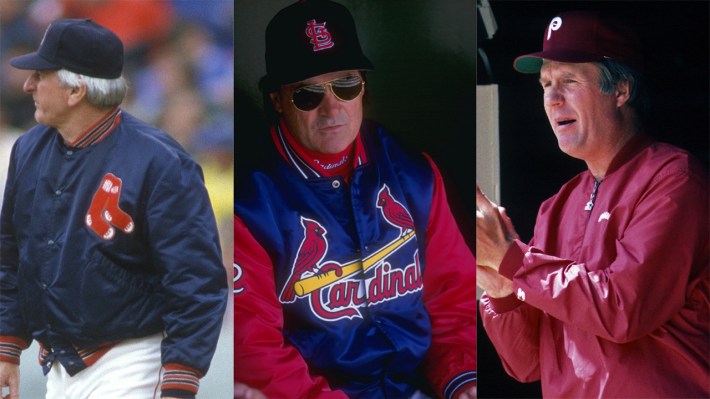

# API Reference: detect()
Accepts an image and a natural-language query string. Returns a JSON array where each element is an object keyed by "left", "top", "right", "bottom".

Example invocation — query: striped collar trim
[
  {"left": 271, "top": 118, "right": 368, "bottom": 180},
  {"left": 66, "top": 107, "right": 122, "bottom": 149}
]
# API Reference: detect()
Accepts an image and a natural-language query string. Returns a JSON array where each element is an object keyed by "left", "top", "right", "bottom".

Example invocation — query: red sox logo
[
  {"left": 280, "top": 184, "right": 423, "bottom": 322},
  {"left": 305, "top": 19, "right": 335, "bottom": 52},
  {"left": 85, "top": 173, "right": 134, "bottom": 240}
]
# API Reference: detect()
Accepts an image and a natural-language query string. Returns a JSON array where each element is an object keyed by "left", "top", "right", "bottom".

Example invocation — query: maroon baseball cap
[{"left": 513, "top": 11, "right": 641, "bottom": 74}]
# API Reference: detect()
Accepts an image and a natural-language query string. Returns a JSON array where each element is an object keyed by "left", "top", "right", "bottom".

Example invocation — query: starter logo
[{"left": 280, "top": 185, "right": 423, "bottom": 321}]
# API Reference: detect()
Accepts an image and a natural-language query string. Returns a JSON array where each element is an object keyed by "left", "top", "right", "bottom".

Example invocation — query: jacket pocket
[{"left": 78, "top": 252, "right": 164, "bottom": 338}]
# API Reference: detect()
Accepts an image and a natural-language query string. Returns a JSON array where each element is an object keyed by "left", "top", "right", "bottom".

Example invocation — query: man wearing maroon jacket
[{"left": 476, "top": 10, "right": 709, "bottom": 398}]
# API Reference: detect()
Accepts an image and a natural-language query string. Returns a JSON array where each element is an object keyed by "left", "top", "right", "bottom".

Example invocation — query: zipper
[{"left": 584, "top": 179, "right": 602, "bottom": 211}]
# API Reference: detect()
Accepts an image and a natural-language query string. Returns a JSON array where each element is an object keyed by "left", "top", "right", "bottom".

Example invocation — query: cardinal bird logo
[
  {"left": 377, "top": 184, "right": 414, "bottom": 236},
  {"left": 280, "top": 217, "right": 342, "bottom": 303}
]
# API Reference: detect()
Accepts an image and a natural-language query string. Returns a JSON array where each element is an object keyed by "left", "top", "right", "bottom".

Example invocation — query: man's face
[
  {"left": 23, "top": 70, "right": 71, "bottom": 127},
  {"left": 270, "top": 70, "right": 364, "bottom": 154},
  {"left": 539, "top": 61, "right": 625, "bottom": 161}
]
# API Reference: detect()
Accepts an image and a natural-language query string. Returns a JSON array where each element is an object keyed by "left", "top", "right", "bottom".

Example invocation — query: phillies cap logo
[
  {"left": 305, "top": 19, "right": 334, "bottom": 51},
  {"left": 547, "top": 16, "right": 562, "bottom": 40}
]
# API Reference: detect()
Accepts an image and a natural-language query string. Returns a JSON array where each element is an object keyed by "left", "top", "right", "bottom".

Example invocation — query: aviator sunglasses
[{"left": 291, "top": 75, "right": 364, "bottom": 111}]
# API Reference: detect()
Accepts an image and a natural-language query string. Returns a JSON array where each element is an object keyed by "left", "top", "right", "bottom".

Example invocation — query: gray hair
[
  {"left": 595, "top": 58, "right": 648, "bottom": 115},
  {"left": 57, "top": 69, "right": 128, "bottom": 108}
]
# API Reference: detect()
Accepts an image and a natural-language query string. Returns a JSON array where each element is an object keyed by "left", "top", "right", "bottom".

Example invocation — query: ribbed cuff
[
  {"left": 443, "top": 370, "right": 477, "bottom": 399},
  {"left": 0, "top": 336, "right": 28, "bottom": 365},
  {"left": 486, "top": 293, "right": 523, "bottom": 313},
  {"left": 161, "top": 363, "right": 201, "bottom": 398},
  {"left": 499, "top": 239, "right": 528, "bottom": 280}
]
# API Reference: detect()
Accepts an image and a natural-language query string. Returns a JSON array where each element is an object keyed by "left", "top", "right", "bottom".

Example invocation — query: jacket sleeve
[
  {"left": 497, "top": 163, "right": 708, "bottom": 344},
  {"left": 233, "top": 215, "right": 347, "bottom": 399},
  {"left": 147, "top": 156, "right": 228, "bottom": 398},
  {"left": 479, "top": 292, "right": 543, "bottom": 382},
  {"left": 0, "top": 141, "right": 32, "bottom": 364},
  {"left": 420, "top": 157, "right": 477, "bottom": 399}
]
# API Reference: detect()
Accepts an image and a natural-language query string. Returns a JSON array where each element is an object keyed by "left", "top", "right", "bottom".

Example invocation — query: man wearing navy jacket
[
  {"left": 234, "top": 1, "right": 476, "bottom": 398},
  {"left": 0, "top": 19, "right": 227, "bottom": 399}
]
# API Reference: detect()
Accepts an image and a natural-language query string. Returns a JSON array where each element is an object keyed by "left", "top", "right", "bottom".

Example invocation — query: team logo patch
[
  {"left": 85, "top": 173, "right": 134, "bottom": 240},
  {"left": 305, "top": 19, "right": 334, "bottom": 52},
  {"left": 377, "top": 184, "right": 415, "bottom": 236},
  {"left": 279, "top": 184, "right": 422, "bottom": 321},
  {"left": 547, "top": 16, "right": 562, "bottom": 40}
]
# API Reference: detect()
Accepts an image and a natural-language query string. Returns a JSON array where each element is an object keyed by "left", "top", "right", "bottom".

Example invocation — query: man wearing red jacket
[
  {"left": 476, "top": 10, "right": 709, "bottom": 398},
  {"left": 235, "top": 1, "right": 476, "bottom": 398}
]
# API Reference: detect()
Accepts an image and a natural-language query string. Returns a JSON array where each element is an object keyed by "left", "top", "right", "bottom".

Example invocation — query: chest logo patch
[
  {"left": 85, "top": 173, "right": 134, "bottom": 240},
  {"left": 598, "top": 211, "right": 611, "bottom": 223},
  {"left": 280, "top": 184, "right": 423, "bottom": 321}
]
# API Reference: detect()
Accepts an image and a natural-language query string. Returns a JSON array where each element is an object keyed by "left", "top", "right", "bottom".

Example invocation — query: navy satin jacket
[{"left": 0, "top": 110, "right": 227, "bottom": 382}]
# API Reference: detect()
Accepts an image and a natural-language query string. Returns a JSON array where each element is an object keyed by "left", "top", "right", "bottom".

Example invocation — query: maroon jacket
[{"left": 481, "top": 135, "right": 709, "bottom": 398}]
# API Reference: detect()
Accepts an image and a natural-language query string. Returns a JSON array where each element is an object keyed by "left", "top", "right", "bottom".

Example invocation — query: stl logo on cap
[
  {"left": 547, "top": 16, "right": 562, "bottom": 40},
  {"left": 305, "top": 19, "right": 334, "bottom": 51}
]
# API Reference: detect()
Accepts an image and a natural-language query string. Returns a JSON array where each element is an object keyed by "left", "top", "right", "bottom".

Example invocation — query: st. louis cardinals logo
[
  {"left": 305, "top": 19, "right": 334, "bottom": 52},
  {"left": 280, "top": 184, "right": 423, "bottom": 322},
  {"left": 85, "top": 173, "right": 134, "bottom": 240}
]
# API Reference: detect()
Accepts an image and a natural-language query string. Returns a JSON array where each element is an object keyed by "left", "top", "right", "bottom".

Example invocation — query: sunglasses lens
[
  {"left": 292, "top": 86, "right": 325, "bottom": 111},
  {"left": 331, "top": 76, "right": 363, "bottom": 101},
  {"left": 291, "top": 76, "right": 363, "bottom": 111}
]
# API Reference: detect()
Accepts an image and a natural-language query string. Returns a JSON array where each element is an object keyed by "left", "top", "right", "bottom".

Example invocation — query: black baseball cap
[
  {"left": 10, "top": 19, "right": 124, "bottom": 79},
  {"left": 262, "top": 0, "right": 373, "bottom": 90},
  {"left": 514, "top": 11, "right": 642, "bottom": 74}
]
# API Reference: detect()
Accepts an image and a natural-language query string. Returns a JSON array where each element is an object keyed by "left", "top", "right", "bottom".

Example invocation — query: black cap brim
[{"left": 10, "top": 52, "right": 62, "bottom": 71}]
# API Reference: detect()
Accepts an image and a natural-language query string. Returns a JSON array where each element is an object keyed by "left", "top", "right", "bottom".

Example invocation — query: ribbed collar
[
  {"left": 270, "top": 118, "right": 368, "bottom": 180},
  {"left": 66, "top": 107, "right": 122, "bottom": 149}
]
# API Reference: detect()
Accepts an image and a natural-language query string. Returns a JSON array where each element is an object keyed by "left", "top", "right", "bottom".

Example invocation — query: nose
[
  {"left": 23, "top": 72, "right": 37, "bottom": 93},
  {"left": 544, "top": 85, "right": 563, "bottom": 108},
  {"left": 317, "top": 84, "right": 341, "bottom": 115}
]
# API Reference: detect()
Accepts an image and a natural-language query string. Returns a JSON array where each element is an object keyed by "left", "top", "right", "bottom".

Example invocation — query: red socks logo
[{"left": 85, "top": 173, "right": 134, "bottom": 240}]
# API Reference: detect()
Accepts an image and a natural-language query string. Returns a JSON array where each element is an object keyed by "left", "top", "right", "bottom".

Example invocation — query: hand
[
  {"left": 476, "top": 185, "right": 518, "bottom": 271},
  {"left": 477, "top": 262, "right": 514, "bottom": 298},
  {"left": 456, "top": 383, "right": 477, "bottom": 399},
  {"left": 234, "top": 382, "right": 267, "bottom": 399},
  {"left": 0, "top": 361, "right": 19, "bottom": 399}
]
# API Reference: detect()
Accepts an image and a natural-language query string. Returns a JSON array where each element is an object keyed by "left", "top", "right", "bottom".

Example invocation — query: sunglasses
[{"left": 291, "top": 75, "right": 364, "bottom": 111}]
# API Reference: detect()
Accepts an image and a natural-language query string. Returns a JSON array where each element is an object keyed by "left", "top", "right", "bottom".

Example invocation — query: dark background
[
  {"left": 235, "top": 0, "right": 477, "bottom": 246},
  {"left": 477, "top": 1, "right": 709, "bottom": 398}
]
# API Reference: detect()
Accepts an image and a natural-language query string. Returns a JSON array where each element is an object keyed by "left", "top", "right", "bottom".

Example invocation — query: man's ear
[
  {"left": 615, "top": 80, "right": 631, "bottom": 108},
  {"left": 67, "top": 83, "right": 87, "bottom": 107},
  {"left": 269, "top": 92, "right": 283, "bottom": 113}
]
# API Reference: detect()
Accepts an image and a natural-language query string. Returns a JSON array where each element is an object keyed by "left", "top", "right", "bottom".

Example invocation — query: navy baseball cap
[
  {"left": 262, "top": 0, "right": 373, "bottom": 90},
  {"left": 514, "top": 11, "right": 642, "bottom": 74},
  {"left": 10, "top": 19, "right": 124, "bottom": 79}
]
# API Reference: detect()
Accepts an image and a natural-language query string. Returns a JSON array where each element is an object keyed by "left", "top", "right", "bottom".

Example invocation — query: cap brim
[
  {"left": 513, "top": 50, "right": 605, "bottom": 73},
  {"left": 262, "top": 58, "right": 374, "bottom": 92},
  {"left": 10, "top": 52, "right": 61, "bottom": 71}
]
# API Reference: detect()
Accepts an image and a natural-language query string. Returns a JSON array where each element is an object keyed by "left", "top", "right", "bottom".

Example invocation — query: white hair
[{"left": 56, "top": 69, "right": 129, "bottom": 108}]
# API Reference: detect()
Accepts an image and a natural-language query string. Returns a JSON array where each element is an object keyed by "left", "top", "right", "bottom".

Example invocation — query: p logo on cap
[{"left": 547, "top": 17, "right": 562, "bottom": 40}]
